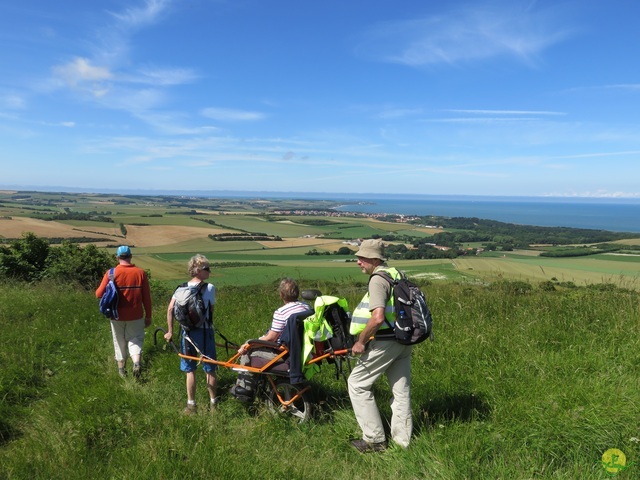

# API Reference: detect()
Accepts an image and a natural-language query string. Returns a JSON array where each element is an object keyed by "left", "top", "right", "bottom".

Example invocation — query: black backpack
[
  {"left": 372, "top": 270, "right": 434, "bottom": 345},
  {"left": 172, "top": 282, "right": 209, "bottom": 331},
  {"left": 99, "top": 268, "right": 119, "bottom": 320},
  {"left": 323, "top": 302, "right": 355, "bottom": 351}
]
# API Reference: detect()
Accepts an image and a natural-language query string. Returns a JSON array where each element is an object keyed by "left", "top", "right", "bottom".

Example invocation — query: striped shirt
[{"left": 270, "top": 301, "right": 310, "bottom": 334}]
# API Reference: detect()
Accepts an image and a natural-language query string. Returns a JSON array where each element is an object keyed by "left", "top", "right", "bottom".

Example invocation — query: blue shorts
[{"left": 180, "top": 327, "right": 217, "bottom": 374}]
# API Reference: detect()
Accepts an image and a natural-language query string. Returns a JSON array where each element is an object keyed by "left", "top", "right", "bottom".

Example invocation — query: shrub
[
  {"left": 0, "top": 232, "right": 50, "bottom": 282},
  {"left": 44, "top": 242, "right": 113, "bottom": 289},
  {"left": 0, "top": 233, "right": 113, "bottom": 288},
  {"left": 489, "top": 279, "right": 533, "bottom": 295},
  {"left": 538, "top": 280, "right": 556, "bottom": 292}
]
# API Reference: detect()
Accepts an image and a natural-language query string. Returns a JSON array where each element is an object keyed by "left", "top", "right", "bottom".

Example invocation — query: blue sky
[{"left": 1, "top": 0, "right": 640, "bottom": 198}]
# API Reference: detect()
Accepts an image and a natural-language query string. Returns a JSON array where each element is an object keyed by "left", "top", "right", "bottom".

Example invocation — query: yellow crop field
[
  {"left": 0, "top": 217, "right": 118, "bottom": 242},
  {"left": 614, "top": 238, "right": 640, "bottom": 246},
  {"left": 257, "top": 238, "right": 349, "bottom": 250},
  {"left": 125, "top": 225, "right": 234, "bottom": 248}
]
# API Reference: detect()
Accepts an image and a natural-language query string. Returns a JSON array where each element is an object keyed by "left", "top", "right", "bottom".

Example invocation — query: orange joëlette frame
[{"left": 177, "top": 340, "right": 349, "bottom": 374}]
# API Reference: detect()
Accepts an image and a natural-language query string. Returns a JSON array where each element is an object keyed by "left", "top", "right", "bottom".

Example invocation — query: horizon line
[{"left": 1, "top": 185, "right": 640, "bottom": 201}]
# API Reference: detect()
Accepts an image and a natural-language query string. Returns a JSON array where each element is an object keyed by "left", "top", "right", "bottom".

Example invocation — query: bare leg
[
  {"left": 186, "top": 371, "right": 196, "bottom": 402},
  {"left": 206, "top": 373, "right": 217, "bottom": 401}
]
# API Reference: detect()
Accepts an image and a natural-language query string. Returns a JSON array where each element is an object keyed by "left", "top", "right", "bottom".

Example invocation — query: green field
[
  {"left": 2, "top": 278, "right": 639, "bottom": 479},
  {"left": 454, "top": 253, "right": 640, "bottom": 288},
  {"left": 2, "top": 191, "right": 640, "bottom": 291}
]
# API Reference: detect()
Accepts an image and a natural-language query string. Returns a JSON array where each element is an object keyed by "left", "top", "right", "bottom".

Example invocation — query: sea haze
[{"left": 332, "top": 196, "right": 640, "bottom": 233}]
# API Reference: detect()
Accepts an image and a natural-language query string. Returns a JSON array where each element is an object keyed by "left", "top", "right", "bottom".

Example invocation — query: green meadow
[
  {"left": 1, "top": 279, "right": 638, "bottom": 479},
  {"left": 2, "top": 191, "right": 640, "bottom": 478}
]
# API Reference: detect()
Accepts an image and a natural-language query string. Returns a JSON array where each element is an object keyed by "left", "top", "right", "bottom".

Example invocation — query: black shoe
[
  {"left": 230, "top": 385, "right": 254, "bottom": 403},
  {"left": 350, "top": 439, "right": 388, "bottom": 453}
]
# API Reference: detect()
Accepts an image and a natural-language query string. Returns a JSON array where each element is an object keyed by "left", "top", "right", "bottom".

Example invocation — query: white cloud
[
  {"left": 131, "top": 67, "right": 200, "bottom": 86},
  {"left": 1, "top": 94, "right": 26, "bottom": 110},
  {"left": 45, "top": 0, "right": 193, "bottom": 130},
  {"left": 603, "top": 84, "right": 640, "bottom": 91},
  {"left": 553, "top": 150, "right": 640, "bottom": 160},
  {"left": 357, "top": 2, "right": 573, "bottom": 67},
  {"left": 42, "top": 121, "right": 76, "bottom": 128},
  {"left": 567, "top": 84, "right": 640, "bottom": 93},
  {"left": 445, "top": 109, "right": 566, "bottom": 116},
  {"left": 52, "top": 57, "right": 113, "bottom": 95},
  {"left": 543, "top": 190, "right": 640, "bottom": 198},
  {"left": 201, "top": 107, "right": 267, "bottom": 122},
  {"left": 376, "top": 108, "right": 423, "bottom": 119},
  {"left": 110, "top": 0, "right": 172, "bottom": 29},
  {"left": 427, "top": 117, "right": 540, "bottom": 124}
]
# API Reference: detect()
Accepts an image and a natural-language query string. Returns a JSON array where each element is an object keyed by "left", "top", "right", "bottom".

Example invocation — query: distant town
[{"left": 272, "top": 208, "right": 442, "bottom": 229}]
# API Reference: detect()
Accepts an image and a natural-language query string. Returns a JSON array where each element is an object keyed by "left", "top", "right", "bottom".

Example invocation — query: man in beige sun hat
[{"left": 347, "top": 239, "right": 413, "bottom": 453}]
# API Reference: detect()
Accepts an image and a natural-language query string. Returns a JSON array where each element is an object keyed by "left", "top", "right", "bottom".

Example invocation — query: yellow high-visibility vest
[{"left": 349, "top": 267, "right": 400, "bottom": 335}]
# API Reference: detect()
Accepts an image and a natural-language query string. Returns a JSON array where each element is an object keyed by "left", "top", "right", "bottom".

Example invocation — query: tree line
[{"left": 364, "top": 216, "right": 640, "bottom": 259}]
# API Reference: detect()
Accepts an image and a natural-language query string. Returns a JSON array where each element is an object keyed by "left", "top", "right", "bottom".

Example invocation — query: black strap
[
  {"left": 216, "top": 330, "right": 240, "bottom": 356},
  {"left": 197, "top": 282, "right": 213, "bottom": 326},
  {"left": 369, "top": 270, "right": 397, "bottom": 331}
]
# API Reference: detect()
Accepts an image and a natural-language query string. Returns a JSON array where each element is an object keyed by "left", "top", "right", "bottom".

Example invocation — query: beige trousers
[
  {"left": 347, "top": 339, "right": 413, "bottom": 447},
  {"left": 110, "top": 318, "right": 145, "bottom": 362}
]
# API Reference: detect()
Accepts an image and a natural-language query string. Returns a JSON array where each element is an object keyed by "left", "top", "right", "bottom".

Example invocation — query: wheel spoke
[{"left": 263, "top": 379, "right": 311, "bottom": 422}]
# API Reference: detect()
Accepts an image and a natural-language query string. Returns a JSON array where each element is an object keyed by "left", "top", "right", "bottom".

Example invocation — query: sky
[{"left": 1, "top": 0, "right": 640, "bottom": 198}]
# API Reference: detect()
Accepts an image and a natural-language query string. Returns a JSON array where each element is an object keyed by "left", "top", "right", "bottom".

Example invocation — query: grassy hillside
[{"left": 1, "top": 279, "right": 638, "bottom": 479}]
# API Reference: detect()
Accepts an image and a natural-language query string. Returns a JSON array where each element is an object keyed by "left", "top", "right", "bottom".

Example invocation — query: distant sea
[
  {"left": 3, "top": 185, "right": 639, "bottom": 233},
  {"left": 331, "top": 196, "right": 640, "bottom": 233}
]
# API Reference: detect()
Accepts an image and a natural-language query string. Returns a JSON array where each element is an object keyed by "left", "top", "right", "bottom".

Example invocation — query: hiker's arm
[
  {"left": 164, "top": 298, "right": 175, "bottom": 342},
  {"left": 238, "top": 328, "right": 279, "bottom": 355},
  {"left": 260, "top": 329, "right": 280, "bottom": 342},
  {"left": 95, "top": 272, "right": 108, "bottom": 298},
  {"left": 142, "top": 274, "right": 152, "bottom": 327},
  {"left": 352, "top": 307, "right": 386, "bottom": 355}
]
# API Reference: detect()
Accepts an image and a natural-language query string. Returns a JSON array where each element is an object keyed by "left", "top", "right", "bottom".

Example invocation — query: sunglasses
[{"left": 201, "top": 266, "right": 211, "bottom": 272}]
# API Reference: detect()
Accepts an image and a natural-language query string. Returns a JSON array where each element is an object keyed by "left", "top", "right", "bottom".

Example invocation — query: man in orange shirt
[{"left": 96, "top": 246, "right": 152, "bottom": 378}]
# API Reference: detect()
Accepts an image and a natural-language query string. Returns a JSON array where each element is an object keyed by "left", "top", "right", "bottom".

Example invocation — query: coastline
[{"left": 332, "top": 197, "right": 640, "bottom": 233}]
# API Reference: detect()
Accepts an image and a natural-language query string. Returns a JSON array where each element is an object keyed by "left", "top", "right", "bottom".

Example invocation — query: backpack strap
[
  {"left": 197, "top": 282, "right": 213, "bottom": 325},
  {"left": 369, "top": 270, "right": 397, "bottom": 332},
  {"left": 108, "top": 267, "right": 116, "bottom": 285}
]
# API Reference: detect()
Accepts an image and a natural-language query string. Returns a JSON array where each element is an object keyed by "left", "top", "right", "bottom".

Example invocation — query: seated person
[{"left": 231, "top": 278, "right": 310, "bottom": 401}]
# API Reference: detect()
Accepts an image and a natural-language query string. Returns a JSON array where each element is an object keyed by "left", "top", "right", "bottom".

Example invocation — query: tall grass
[{"left": 1, "top": 279, "right": 638, "bottom": 479}]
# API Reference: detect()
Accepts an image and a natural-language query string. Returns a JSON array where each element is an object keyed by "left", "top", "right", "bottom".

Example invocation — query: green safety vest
[
  {"left": 349, "top": 266, "right": 400, "bottom": 335},
  {"left": 300, "top": 295, "right": 350, "bottom": 380}
]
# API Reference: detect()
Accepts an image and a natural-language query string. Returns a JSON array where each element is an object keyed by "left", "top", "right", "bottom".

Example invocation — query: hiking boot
[
  {"left": 118, "top": 367, "right": 127, "bottom": 378},
  {"left": 230, "top": 385, "right": 254, "bottom": 404},
  {"left": 350, "top": 439, "right": 388, "bottom": 453},
  {"left": 209, "top": 397, "right": 221, "bottom": 412},
  {"left": 183, "top": 404, "right": 198, "bottom": 416},
  {"left": 132, "top": 363, "right": 141, "bottom": 379}
]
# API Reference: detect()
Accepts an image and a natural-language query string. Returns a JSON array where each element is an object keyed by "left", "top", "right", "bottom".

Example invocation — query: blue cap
[{"left": 116, "top": 245, "right": 131, "bottom": 257}]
